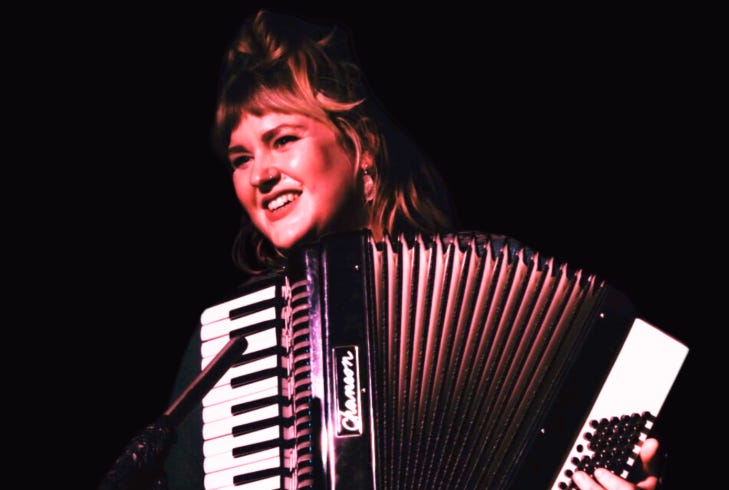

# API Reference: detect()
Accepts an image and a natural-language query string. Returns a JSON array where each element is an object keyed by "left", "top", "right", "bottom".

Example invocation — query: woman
[
  {"left": 163, "top": 9, "right": 664, "bottom": 490},
  {"left": 213, "top": 12, "right": 456, "bottom": 276}
]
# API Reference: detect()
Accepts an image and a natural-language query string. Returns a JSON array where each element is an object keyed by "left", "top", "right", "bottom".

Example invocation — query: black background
[{"left": 15, "top": 2, "right": 713, "bottom": 488}]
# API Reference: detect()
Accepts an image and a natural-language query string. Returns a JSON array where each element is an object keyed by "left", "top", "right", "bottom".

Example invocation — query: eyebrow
[{"left": 228, "top": 123, "right": 306, "bottom": 156}]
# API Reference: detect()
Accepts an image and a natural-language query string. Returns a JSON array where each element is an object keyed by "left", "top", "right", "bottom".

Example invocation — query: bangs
[
  {"left": 213, "top": 85, "right": 328, "bottom": 159},
  {"left": 245, "top": 86, "right": 327, "bottom": 119},
  {"left": 214, "top": 83, "right": 363, "bottom": 160}
]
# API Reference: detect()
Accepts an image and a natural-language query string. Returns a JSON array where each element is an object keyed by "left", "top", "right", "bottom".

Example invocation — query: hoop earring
[{"left": 362, "top": 168, "right": 375, "bottom": 203}]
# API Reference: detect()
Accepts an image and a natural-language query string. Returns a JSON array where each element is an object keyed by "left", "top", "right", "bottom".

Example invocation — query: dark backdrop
[{"left": 25, "top": 2, "right": 710, "bottom": 488}]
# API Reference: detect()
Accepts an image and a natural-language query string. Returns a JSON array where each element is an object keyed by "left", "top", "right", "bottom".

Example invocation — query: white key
[
  {"left": 210, "top": 355, "right": 279, "bottom": 389},
  {"left": 203, "top": 454, "right": 281, "bottom": 490},
  {"left": 201, "top": 306, "right": 279, "bottom": 342},
  {"left": 203, "top": 426, "right": 280, "bottom": 457},
  {"left": 204, "top": 446, "right": 280, "bottom": 474},
  {"left": 211, "top": 474, "right": 282, "bottom": 490},
  {"left": 203, "top": 403, "right": 281, "bottom": 440},
  {"left": 203, "top": 374, "right": 280, "bottom": 407},
  {"left": 201, "top": 324, "right": 279, "bottom": 362},
  {"left": 201, "top": 285, "right": 278, "bottom": 325},
  {"left": 202, "top": 387, "right": 280, "bottom": 424}
]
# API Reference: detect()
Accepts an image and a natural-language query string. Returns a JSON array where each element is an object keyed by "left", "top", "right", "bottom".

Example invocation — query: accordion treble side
[{"left": 198, "top": 230, "right": 689, "bottom": 490}]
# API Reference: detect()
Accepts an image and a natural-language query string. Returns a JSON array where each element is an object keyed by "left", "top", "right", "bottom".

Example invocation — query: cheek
[
  {"left": 317, "top": 146, "right": 357, "bottom": 192},
  {"left": 232, "top": 173, "right": 254, "bottom": 210}
]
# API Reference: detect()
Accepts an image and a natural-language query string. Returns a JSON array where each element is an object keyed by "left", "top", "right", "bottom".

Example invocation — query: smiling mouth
[{"left": 266, "top": 192, "right": 300, "bottom": 211}]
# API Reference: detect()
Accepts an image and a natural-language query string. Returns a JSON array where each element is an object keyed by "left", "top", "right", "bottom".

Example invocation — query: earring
[{"left": 362, "top": 167, "right": 375, "bottom": 203}]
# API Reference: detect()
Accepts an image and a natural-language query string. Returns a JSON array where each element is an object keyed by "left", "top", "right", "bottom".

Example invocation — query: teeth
[{"left": 267, "top": 192, "right": 298, "bottom": 211}]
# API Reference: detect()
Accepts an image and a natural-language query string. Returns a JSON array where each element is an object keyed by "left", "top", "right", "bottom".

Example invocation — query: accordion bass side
[{"left": 198, "top": 230, "right": 689, "bottom": 490}]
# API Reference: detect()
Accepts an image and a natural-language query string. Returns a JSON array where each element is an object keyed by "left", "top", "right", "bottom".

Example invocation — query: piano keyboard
[{"left": 199, "top": 276, "right": 296, "bottom": 490}]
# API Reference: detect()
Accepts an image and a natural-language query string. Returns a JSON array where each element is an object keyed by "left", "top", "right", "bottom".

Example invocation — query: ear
[
  {"left": 361, "top": 151, "right": 375, "bottom": 204},
  {"left": 360, "top": 151, "right": 374, "bottom": 173},
  {"left": 359, "top": 124, "right": 379, "bottom": 174}
]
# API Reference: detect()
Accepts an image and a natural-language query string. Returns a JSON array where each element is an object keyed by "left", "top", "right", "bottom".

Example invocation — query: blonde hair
[{"left": 213, "top": 10, "right": 457, "bottom": 275}]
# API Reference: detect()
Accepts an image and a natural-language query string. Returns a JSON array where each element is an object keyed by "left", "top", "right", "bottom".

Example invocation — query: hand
[{"left": 571, "top": 438, "right": 663, "bottom": 490}]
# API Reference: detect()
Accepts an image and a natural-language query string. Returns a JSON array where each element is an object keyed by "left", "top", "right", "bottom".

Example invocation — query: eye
[
  {"left": 230, "top": 154, "right": 252, "bottom": 170},
  {"left": 273, "top": 134, "right": 299, "bottom": 148}
]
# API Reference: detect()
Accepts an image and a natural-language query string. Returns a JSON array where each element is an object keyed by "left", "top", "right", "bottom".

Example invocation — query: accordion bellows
[{"left": 199, "top": 230, "right": 688, "bottom": 490}]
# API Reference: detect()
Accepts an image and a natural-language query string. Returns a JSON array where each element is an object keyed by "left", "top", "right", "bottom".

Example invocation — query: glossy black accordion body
[{"left": 198, "top": 230, "right": 688, "bottom": 489}]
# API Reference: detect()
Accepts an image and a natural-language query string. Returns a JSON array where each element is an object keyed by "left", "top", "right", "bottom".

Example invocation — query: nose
[{"left": 250, "top": 163, "right": 282, "bottom": 191}]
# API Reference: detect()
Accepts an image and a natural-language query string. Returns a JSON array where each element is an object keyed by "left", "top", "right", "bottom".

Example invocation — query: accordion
[{"left": 197, "top": 230, "right": 688, "bottom": 490}]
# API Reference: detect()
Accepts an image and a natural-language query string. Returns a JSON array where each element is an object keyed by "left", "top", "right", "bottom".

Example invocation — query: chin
[{"left": 270, "top": 228, "right": 317, "bottom": 252}]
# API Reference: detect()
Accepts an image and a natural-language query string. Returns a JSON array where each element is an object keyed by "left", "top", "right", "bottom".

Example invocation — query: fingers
[
  {"left": 572, "top": 470, "right": 604, "bottom": 489},
  {"left": 571, "top": 438, "right": 664, "bottom": 490},
  {"left": 639, "top": 438, "right": 661, "bottom": 475},
  {"left": 572, "top": 463, "right": 659, "bottom": 490},
  {"left": 573, "top": 468, "right": 642, "bottom": 490}
]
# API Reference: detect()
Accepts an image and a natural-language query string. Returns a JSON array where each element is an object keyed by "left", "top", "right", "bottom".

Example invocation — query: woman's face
[{"left": 228, "top": 111, "right": 366, "bottom": 250}]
